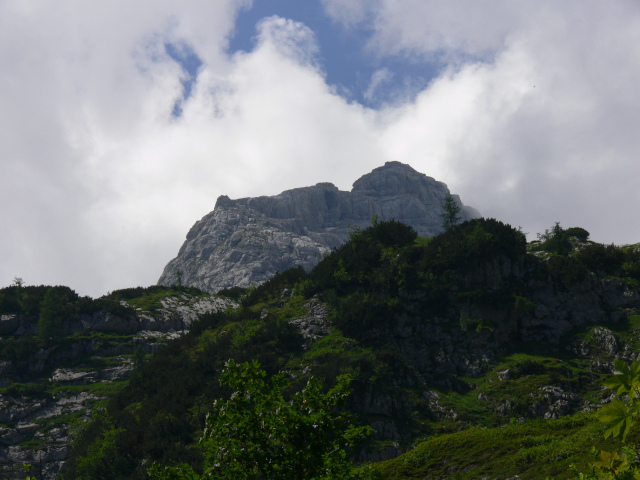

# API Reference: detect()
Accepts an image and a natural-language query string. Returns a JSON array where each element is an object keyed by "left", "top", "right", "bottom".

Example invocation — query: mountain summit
[{"left": 158, "top": 162, "right": 479, "bottom": 293}]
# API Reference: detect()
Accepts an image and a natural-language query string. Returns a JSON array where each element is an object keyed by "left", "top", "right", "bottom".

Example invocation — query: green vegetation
[
  {"left": 104, "top": 285, "right": 207, "bottom": 313},
  {"left": 38, "top": 287, "right": 76, "bottom": 339},
  {"left": 150, "top": 360, "right": 375, "bottom": 480},
  {"left": 374, "top": 415, "right": 604, "bottom": 479},
  {"left": 440, "top": 194, "right": 462, "bottom": 231},
  {"left": 4, "top": 218, "right": 639, "bottom": 479},
  {"left": 569, "top": 360, "right": 640, "bottom": 479},
  {"left": 530, "top": 222, "right": 589, "bottom": 256}
]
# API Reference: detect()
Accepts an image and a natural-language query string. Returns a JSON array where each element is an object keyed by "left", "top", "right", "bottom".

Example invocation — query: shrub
[
  {"left": 413, "top": 218, "right": 526, "bottom": 274},
  {"left": 241, "top": 266, "right": 307, "bottom": 306},
  {"left": 547, "top": 255, "right": 588, "bottom": 285},
  {"left": 577, "top": 243, "right": 625, "bottom": 276},
  {"left": 333, "top": 292, "right": 401, "bottom": 338},
  {"left": 216, "top": 285, "right": 247, "bottom": 300},
  {"left": 565, "top": 227, "right": 590, "bottom": 242}
]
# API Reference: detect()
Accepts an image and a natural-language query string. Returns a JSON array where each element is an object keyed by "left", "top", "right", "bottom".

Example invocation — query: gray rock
[
  {"left": 0, "top": 314, "right": 20, "bottom": 335},
  {"left": 80, "top": 312, "right": 138, "bottom": 333},
  {"left": 288, "top": 298, "right": 331, "bottom": 346},
  {"left": 158, "top": 162, "right": 479, "bottom": 293}
]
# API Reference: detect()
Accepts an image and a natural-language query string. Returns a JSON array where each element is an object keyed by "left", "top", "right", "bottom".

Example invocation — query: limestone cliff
[{"left": 158, "top": 162, "right": 479, "bottom": 293}]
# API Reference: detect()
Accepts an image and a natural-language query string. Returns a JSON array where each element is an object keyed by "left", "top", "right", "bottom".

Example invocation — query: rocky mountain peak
[
  {"left": 352, "top": 161, "right": 440, "bottom": 197},
  {"left": 158, "top": 163, "right": 479, "bottom": 293}
]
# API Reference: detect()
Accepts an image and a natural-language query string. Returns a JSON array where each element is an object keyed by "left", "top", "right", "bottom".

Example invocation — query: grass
[
  {"left": 49, "top": 379, "right": 129, "bottom": 397},
  {"left": 415, "top": 237, "right": 432, "bottom": 247},
  {"left": 371, "top": 414, "right": 606, "bottom": 479},
  {"left": 124, "top": 288, "right": 208, "bottom": 313}
]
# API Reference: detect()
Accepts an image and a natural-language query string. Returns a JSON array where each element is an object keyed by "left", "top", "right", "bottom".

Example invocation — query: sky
[{"left": 1, "top": 1, "right": 639, "bottom": 297}]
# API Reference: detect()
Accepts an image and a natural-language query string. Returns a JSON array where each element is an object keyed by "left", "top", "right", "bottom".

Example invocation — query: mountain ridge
[{"left": 158, "top": 161, "right": 479, "bottom": 293}]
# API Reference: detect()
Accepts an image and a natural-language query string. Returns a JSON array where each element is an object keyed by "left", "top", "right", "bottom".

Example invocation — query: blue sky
[
  {"left": 167, "top": 0, "right": 442, "bottom": 110},
  {"left": 1, "top": 0, "right": 639, "bottom": 296},
  {"left": 225, "top": 0, "right": 440, "bottom": 107}
]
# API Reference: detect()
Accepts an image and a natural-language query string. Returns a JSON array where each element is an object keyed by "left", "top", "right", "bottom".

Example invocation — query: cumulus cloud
[
  {"left": 0, "top": 2, "right": 387, "bottom": 295},
  {"left": 1, "top": 0, "right": 639, "bottom": 297},
  {"left": 325, "top": 0, "right": 640, "bottom": 243},
  {"left": 0, "top": 1, "right": 250, "bottom": 294}
]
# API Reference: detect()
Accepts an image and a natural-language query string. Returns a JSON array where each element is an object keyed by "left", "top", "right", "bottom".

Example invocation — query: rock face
[{"left": 158, "top": 162, "right": 479, "bottom": 293}]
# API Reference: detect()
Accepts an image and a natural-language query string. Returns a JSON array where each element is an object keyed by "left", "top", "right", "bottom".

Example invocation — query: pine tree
[{"left": 440, "top": 194, "right": 462, "bottom": 231}]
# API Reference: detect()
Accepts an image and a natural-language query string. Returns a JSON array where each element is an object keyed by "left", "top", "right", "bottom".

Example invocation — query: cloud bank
[{"left": 1, "top": 1, "right": 639, "bottom": 296}]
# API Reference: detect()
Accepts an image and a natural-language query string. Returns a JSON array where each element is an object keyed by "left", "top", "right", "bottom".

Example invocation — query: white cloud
[
  {"left": 0, "top": 1, "right": 250, "bottom": 294},
  {"left": 1, "top": 0, "right": 639, "bottom": 297},
  {"left": 324, "top": 0, "right": 640, "bottom": 243},
  {"left": 364, "top": 68, "right": 394, "bottom": 102}
]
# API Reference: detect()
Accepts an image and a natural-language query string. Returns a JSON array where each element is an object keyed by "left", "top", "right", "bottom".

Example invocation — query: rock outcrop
[
  {"left": 158, "top": 162, "right": 479, "bottom": 293},
  {"left": 0, "top": 293, "right": 236, "bottom": 479}
]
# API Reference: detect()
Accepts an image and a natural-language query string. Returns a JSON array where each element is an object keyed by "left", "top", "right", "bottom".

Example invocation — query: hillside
[
  {"left": 6, "top": 218, "right": 634, "bottom": 479},
  {"left": 0, "top": 286, "right": 235, "bottom": 478}
]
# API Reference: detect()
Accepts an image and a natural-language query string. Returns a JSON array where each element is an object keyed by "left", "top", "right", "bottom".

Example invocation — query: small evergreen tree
[
  {"left": 38, "top": 287, "right": 75, "bottom": 340},
  {"left": 440, "top": 194, "right": 462, "bottom": 231}
]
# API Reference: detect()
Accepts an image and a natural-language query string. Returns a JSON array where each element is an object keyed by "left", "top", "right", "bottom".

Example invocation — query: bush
[
  {"left": 216, "top": 285, "right": 247, "bottom": 300},
  {"left": 547, "top": 255, "right": 588, "bottom": 285},
  {"left": 412, "top": 218, "right": 526, "bottom": 274},
  {"left": 38, "top": 287, "right": 79, "bottom": 339},
  {"left": 577, "top": 243, "right": 625, "bottom": 276},
  {"left": 565, "top": 227, "right": 590, "bottom": 242},
  {"left": 333, "top": 292, "right": 401, "bottom": 338},
  {"left": 310, "top": 220, "right": 418, "bottom": 295},
  {"left": 241, "top": 266, "right": 307, "bottom": 307}
]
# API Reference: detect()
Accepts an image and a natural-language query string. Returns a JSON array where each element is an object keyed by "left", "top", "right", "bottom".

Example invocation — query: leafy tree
[
  {"left": 440, "top": 194, "right": 462, "bottom": 231},
  {"left": 149, "top": 359, "right": 375, "bottom": 480},
  {"left": 565, "top": 360, "right": 640, "bottom": 479}
]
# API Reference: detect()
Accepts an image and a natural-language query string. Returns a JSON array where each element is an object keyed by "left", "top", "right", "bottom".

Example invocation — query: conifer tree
[{"left": 440, "top": 194, "right": 462, "bottom": 231}]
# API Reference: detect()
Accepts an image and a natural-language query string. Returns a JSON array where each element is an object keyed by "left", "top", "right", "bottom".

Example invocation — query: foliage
[
  {"left": 241, "top": 266, "right": 307, "bottom": 307},
  {"left": 374, "top": 414, "right": 603, "bottom": 479},
  {"left": 532, "top": 222, "right": 585, "bottom": 256},
  {"left": 333, "top": 292, "right": 402, "bottom": 338},
  {"left": 216, "top": 285, "right": 248, "bottom": 300},
  {"left": 565, "top": 227, "right": 591, "bottom": 242},
  {"left": 150, "top": 359, "right": 374, "bottom": 480},
  {"left": 0, "top": 284, "right": 138, "bottom": 325},
  {"left": 38, "top": 287, "right": 78, "bottom": 340},
  {"left": 58, "top": 218, "right": 640, "bottom": 480},
  {"left": 65, "top": 312, "right": 304, "bottom": 479},
  {"left": 440, "top": 194, "right": 462, "bottom": 231},
  {"left": 562, "top": 360, "right": 640, "bottom": 479},
  {"left": 70, "top": 409, "right": 130, "bottom": 480},
  {"left": 403, "top": 218, "right": 526, "bottom": 290},
  {"left": 309, "top": 220, "right": 417, "bottom": 295},
  {"left": 547, "top": 255, "right": 589, "bottom": 285},
  {"left": 577, "top": 243, "right": 640, "bottom": 279}
]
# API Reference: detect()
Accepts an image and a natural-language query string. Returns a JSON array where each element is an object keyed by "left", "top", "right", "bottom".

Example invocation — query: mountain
[{"left": 157, "top": 161, "right": 479, "bottom": 294}]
